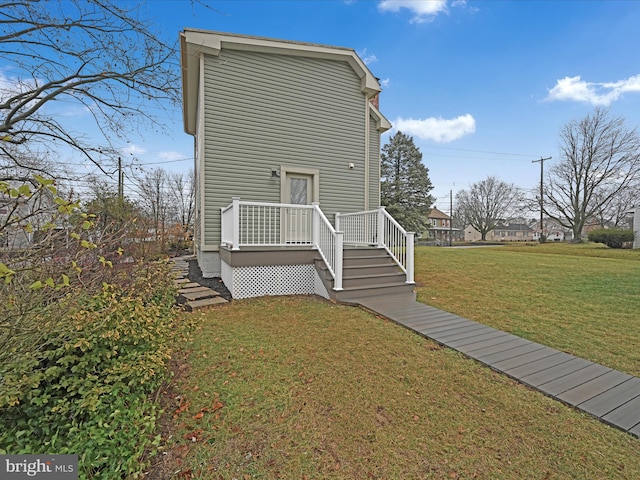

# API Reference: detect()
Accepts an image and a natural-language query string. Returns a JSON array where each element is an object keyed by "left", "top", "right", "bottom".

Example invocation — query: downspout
[{"left": 193, "top": 134, "right": 197, "bottom": 256}]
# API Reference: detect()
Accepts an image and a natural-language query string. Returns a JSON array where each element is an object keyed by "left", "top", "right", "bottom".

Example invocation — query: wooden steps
[{"left": 316, "top": 247, "right": 414, "bottom": 303}]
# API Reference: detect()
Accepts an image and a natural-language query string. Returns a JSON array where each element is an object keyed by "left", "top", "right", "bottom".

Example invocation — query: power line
[{"left": 424, "top": 145, "right": 540, "bottom": 158}]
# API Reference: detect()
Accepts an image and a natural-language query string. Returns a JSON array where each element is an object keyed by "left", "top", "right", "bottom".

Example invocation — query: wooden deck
[{"left": 351, "top": 293, "right": 640, "bottom": 439}]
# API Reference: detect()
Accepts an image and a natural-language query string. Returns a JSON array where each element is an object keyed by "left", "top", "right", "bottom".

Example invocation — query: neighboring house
[
  {"left": 424, "top": 208, "right": 458, "bottom": 244},
  {"left": 0, "top": 182, "right": 56, "bottom": 250},
  {"left": 531, "top": 218, "right": 570, "bottom": 242},
  {"left": 464, "top": 222, "right": 534, "bottom": 242},
  {"left": 533, "top": 229, "right": 565, "bottom": 242},
  {"left": 180, "top": 30, "right": 414, "bottom": 300}
]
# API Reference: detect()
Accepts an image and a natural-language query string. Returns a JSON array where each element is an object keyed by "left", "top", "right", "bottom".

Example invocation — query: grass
[
  {"left": 414, "top": 243, "right": 640, "bottom": 376},
  {"left": 158, "top": 295, "right": 640, "bottom": 479}
]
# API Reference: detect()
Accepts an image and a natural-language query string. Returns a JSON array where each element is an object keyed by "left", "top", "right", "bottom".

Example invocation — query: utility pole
[
  {"left": 449, "top": 189, "right": 453, "bottom": 246},
  {"left": 532, "top": 156, "right": 552, "bottom": 243},
  {"left": 117, "top": 156, "right": 124, "bottom": 208}
]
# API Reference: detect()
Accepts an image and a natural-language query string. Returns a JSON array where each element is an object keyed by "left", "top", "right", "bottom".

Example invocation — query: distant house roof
[
  {"left": 428, "top": 208, "right": 450, "bottom": 220},
  {"left": 180, "top": 29, "right": 390, "bottom": 136},
  {"left": 495, "top": 223, "right": 532, "bottom": 232}
]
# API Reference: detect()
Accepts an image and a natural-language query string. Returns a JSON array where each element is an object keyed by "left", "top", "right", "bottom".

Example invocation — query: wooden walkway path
[{"left": 351, "top": 293, "right": 640, "bottom": 439}]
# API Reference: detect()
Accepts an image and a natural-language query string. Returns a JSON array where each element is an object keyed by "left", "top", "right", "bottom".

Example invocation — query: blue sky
[{"left": 20, "top": 0, "right": 640, "bottom": 213}]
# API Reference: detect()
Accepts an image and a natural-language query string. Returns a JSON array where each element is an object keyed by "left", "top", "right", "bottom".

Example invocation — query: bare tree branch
[
  {"left": 0, "top": 0, "right": 180, "bottom": 175},
  {"left": 544, "top": 108, "right": 640, "bottom": 241},
  {"left": 456, "top": 176, "right": 521, "bottom": 241}
]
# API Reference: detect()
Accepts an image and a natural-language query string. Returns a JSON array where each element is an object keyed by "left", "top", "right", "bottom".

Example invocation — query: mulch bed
[{"left": 186, "top": 258, "right": 233, "bottom": 302}]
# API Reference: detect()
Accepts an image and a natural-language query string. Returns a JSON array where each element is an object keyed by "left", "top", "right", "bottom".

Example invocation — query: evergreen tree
[{"left": 381, "top": 131, "right": 434, "bottom": 234}]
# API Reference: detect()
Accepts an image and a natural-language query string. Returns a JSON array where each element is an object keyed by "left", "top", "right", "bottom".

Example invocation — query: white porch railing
[
  {"left": 336, "top": 207, "right": 415, "bottom": 284},
  {"left": 221, "top": 198, "right": 413, "bottom": 288},
  {"left": 221, "top": 197, "right": 315, "bottom": 248},
  {"left": 221, "top": 198, "right": 343, "bottom": 290},
  {"left": 312, "top": 203, "right": 343, "bottom": 291}
]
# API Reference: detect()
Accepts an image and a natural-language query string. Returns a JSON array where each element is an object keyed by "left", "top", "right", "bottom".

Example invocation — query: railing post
[
  {"left": 334, "top": 231, "right": 344, "bottom": 290},
  {"left": 406, "top": 231, "right": 415, "bottom": 284},
  {"left": 312, "top": 202, "right": 320, "bottom": 248},
  {"left": 377, "top": 206, "right": 386, "bottom": 248},
  {"left": 231, "top": 196, "right": 240, "bottom": 250},
  {"left": 335, "top": 212, "right": 341, "bottom": 232}
]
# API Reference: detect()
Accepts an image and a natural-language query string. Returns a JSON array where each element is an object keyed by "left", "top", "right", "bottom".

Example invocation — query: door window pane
[{"left": 290, "top": 178, "right": 307, "bottom": 205}]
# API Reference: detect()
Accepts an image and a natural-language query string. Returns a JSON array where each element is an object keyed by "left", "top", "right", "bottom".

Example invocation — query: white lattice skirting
[{"left": 221, "top": 262, "right": 330, "bottom": 300}]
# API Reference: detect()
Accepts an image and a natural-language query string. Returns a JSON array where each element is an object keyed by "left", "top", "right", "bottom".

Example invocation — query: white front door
[{"left": 283, "top": 173, "right": 313, "bottom": 243}]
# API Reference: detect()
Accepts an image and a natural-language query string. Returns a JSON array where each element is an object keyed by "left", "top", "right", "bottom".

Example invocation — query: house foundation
[
  {"left": 196, "top": 249, "right": 222, "bottom": 278},
  {"left": 219, "top": 247, "right": 330, "bottom": 299}
]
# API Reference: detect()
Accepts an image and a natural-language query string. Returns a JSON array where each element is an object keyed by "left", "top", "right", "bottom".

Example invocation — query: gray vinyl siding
[
  {"left": 201, "top": 49, "right": 368, "bottom": 245},
  {"left": 368, "top": 113, "right": 381, "bottom": 210}
]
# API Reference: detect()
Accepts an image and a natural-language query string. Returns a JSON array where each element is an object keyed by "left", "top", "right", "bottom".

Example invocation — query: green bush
[
  {"left": 0, "top": 261, "right": 178, "bottom": 478},
  {"left": 587, "top": 228, "right": 635, "bottom": 248}
]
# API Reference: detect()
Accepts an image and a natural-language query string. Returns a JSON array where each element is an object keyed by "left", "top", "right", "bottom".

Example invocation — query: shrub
[
  {"left": 587, "top": 228, "right": 635, "bottom": 248},
  {"left": 0, "top": 261, "right": 178, "bottom": 478}
]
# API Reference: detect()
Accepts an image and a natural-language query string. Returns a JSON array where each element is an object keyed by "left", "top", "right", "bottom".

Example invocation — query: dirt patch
[{"left": 143, "top": 350, "right": 193, "bottom": 479}]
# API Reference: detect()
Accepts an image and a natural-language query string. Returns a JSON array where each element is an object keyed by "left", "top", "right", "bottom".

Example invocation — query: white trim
[
  {"left": 280, "top": 165, "right": 320, "bottom": 204},
  {"left": 197, "top": 52, "right": 206, "bottom": 249},
  {"left": 364, "top": 97, "right": 370, "bottom": 210},
  {"left": 369, "top": 103, "right": 392, "bottom": 133}
]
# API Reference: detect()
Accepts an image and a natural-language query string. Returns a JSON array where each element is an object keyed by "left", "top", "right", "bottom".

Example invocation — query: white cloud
[
  {"left": 380, "top": 78, "right": 391, "bottom": 88},
  {"left": 0, "top": 72, "right": 13, "bottom": 101},
  {"left": 57, "top": 105, "right": 92, "bottom": 117},
  {"left": 393, "top": 114, "right": 476, "bottom": 143},
  {"left": 158, "top": 150, "right": 187, "bottom": 162},
  {"left": 357, "top": 48, "right": 378, "bottom": 65},
  {"left": 378, "top": 0, "right": 448, "bottom": 23},
  {"left": 120, "top": 144, "right": 146, "bottom": 156},
  {"left": 546, "top": 74, "right": 640, "bottom": 106},
  {"left": 0, "top": 70, "right": 37, "bottom": 104}
]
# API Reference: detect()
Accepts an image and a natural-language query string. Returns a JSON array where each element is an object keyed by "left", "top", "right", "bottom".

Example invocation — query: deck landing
[{"left": 351, "top": 293, "right": 640, "bottom": 439}]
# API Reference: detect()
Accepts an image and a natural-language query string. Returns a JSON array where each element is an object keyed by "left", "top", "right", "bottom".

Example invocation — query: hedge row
[
  {"left": 587, "top": 228, "right": 635, "bottom": 248},
  {"left": 0, "top": 261, "right": 178, "bottom": 478}
]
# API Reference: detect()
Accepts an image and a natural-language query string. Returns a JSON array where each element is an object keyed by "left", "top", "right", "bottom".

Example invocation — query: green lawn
[
  {"left": 156, "top": 290, "right": 640, "bottom": 478},
  {"left": 414, "top": 243, "right": 640, "bottom": 376}
]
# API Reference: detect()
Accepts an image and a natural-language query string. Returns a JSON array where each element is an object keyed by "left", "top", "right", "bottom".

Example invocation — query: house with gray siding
[{"left": 180, "top": 30, "right": 415, "bottom": 300}]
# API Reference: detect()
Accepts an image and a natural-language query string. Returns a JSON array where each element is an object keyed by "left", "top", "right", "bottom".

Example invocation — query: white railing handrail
[
  {"left": 225, "top": 199, "right": 316, "bottom": 210},
  {"left": 379, "top": 207, "right": 415, "bottom": 283},
  {"left": 312, "top": 203, "right": 343, "bottom": 290},
  {"left": 336, "top": 206, "right": 414, "bottom": 284},
  {"left": 380, "top": 206, "right": 407, "bottom": 234},
  {"left": 337, "top": 208, "right": 379, "bottom": 217}
]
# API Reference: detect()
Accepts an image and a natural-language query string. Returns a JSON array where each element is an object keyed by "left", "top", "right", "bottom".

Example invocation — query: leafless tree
[
  {"left": 544, "top": 108, "right": 640, "bottom": 241},
  {"left": 168, "top": 169, "right": 194, "bottom": 240},
  {"left": 0, "top": 0, "right": 180, "bottom": 176},
  {"left": 591, "top": 183, "right": 640, "bottom": 229},
  {"left": 456, "top": 176, "right": 522, "bottom": 241},
  {"left": 135, "top": 167, "right": 171, "bottom": 249}
]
